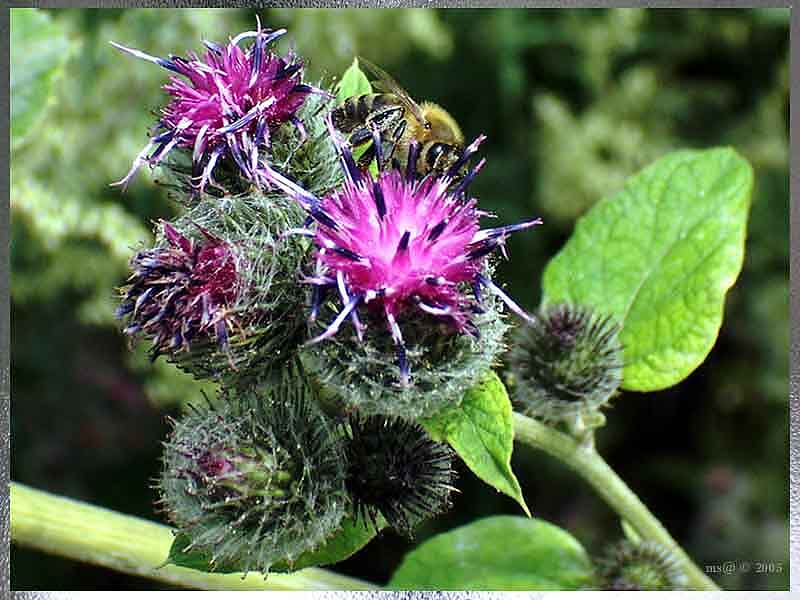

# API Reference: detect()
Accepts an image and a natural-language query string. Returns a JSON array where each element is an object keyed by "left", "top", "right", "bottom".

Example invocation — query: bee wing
[{"left": 358, "top": 57, "right": 428, "bottom": 128}]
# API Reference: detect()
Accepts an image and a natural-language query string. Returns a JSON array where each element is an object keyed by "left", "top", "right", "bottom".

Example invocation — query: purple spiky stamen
[
  {"left": 117, "top": 222, "right": 239, "bottom": 360},
  {"left": 112, "top": 19, "right": 319, "bottom": 192},
  {"left": 262, "top": 119, "right": 541, "bottom": 383}
]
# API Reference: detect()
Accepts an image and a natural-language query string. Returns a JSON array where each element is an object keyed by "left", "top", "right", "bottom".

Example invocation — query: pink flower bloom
[
  {"left": 112, "top": 20, "right": 322, "bottom": 192},
  {"left": 263, "top": 119, "right": 541, "bottom": 383},
  {"left": 117, "top": 222, "right": 239, "bottom": 359}
]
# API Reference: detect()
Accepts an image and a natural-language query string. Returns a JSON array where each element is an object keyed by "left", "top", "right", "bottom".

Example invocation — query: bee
[{"left": 331, "top": 58, "right": 465, "bottom": 177}]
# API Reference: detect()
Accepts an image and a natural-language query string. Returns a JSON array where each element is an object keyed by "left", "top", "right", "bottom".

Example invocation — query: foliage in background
[{"left": 11, "top": 7, "right": 788, "bottom": 590}]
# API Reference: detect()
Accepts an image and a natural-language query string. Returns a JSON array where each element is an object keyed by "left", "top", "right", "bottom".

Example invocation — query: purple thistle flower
[
  {"left": 112, "top": 19, "right": 322, "bottom": 192},
  {"left": 262, "top": 118, "right": 542, "bottom": 384},
  {"left": 117, "top": 221, "right": 239, "bottom": 360}
]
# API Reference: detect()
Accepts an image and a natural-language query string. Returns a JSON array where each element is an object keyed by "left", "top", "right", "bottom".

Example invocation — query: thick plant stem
[
  {"left": 512, "top": 412, "right": 720, "bottom": 591},
  {"left": 10, "top": 482, "right": 377, "bottom": 591}
]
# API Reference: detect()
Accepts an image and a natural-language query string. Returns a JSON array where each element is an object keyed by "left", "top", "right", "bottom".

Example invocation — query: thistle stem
[
  {"left": 10, "top": 482, "right": 377, "bottom": 591},
  {"left": 512, "top": 412, "right": 720, "bottom": 591}
]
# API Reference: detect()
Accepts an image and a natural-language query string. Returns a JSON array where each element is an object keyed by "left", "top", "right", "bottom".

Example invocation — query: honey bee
[{"left": 331, "top": 58, "right": 465, "bottom": 177}]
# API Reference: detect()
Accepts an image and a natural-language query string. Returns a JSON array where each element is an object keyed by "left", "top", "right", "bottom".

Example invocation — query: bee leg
[
  {"left": 356, "top": 143, "right": 376, "bottom": 170},
  {"left": 349, "top": 126, "right": 373, "bottom": 147},
  {"left": 339, "top": 126, "right": 371, "bottom": 170}
]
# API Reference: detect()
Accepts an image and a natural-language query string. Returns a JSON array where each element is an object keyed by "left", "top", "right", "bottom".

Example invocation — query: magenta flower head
[
  {"left": 111, "top": 19, "right": 323, "bottom": 193},
  {"left": 262, "top": 118, "right": 541, "bottom": 418},
  {"left": 117, "top": 221, "right": 238, "bottom": 361}
]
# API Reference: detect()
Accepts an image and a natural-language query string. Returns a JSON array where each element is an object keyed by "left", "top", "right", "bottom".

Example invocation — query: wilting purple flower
[
  {"left": 117, "top": 221, "right": 239, "bottom": 359},
  {"left": 112, "top": 19, "right": 321, "bottom": 192},
  {"left": 262, "top": 119, "right": 541, "bottom": 383}
]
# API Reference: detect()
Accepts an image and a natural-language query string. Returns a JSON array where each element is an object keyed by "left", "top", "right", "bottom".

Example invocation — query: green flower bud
[
  {"left": 597, "top": 540, "right": 688, "bottom": 591},
  {"left": 507, "top": 303, "right": 622, "bottom": 423},
  {"left": 157, "top": 379, "right": 348, "bottom": 573}
]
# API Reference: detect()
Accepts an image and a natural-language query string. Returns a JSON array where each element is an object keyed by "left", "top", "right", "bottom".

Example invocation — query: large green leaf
[
  {"left": 388, "top": 515, "right": 595, "bottom": 590},
  {"left": 542, "top": 148, "right": 753, "bottom": 391},
  {"left": 423, "top": 371, "right": 530, "bottom": 516},
  {"left": 11, "top": 9, "right": 71, "bottom": 148}
]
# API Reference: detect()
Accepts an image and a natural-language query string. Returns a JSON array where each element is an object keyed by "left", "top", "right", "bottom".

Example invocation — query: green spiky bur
[
  {"left": 597, "top": 540, "right": 688, "bottom": 591},
  {"left": 302, "top": 286, "right": 509, "bottom": 420},
  {"left": 343, "top": 415, "right": 457, "bottom": 535},
  {"left": 508, "top": 303, "right": 622, "bottom": 426},
  {"left": 158, "top": 381, "right": 348, "bottom": 575}
]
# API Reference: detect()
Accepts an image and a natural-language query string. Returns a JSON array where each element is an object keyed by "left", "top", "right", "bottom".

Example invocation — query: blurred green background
[{"left": 10, "top": 8, "right": 789, "bottom": 590}]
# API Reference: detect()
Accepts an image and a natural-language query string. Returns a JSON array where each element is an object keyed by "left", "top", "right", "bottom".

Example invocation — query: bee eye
[{"left": 425, "top": 143, "right": 449, "bottom": 168}]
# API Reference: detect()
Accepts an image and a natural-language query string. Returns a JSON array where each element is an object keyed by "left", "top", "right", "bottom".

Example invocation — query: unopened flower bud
[
  {"left": 597, "top": 540, "right": 688, "bottom": 591},
  {"left": 344, "top": 414, "right": 457, "bottom": 536},
  {"left": 508, "top": 303, "right": 622, "bottom": 423}
]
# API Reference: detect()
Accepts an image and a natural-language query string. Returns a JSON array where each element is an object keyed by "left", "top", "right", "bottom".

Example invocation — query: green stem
[
  {"left": 512, "top": 412, "right": 719, "bottom": 591},
  {"left": 10, "top": 482, "right": 377, "bottom": 591}
]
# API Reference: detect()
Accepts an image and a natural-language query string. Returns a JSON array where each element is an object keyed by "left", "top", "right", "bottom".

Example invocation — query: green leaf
[
  {"left": 271, "top": 516, "right": 380, "bottom": 572},
  {"left": 335, "top": 57, "right": 372, "bottom": 104},
  {"left": 388, "top": 515, "right": 595, "bottom": 590},
  {"left": 165, "top": 517, "right": 379, "bottom": 575},
  {"left": 334, "top": 58, "right": 377, "bottom": 175},
  {"left": 541, "top": 148, "right": 753, "bottom": 391},
  {"left": 423, "top": 371, "right": 530, "bottom": 516},
  {"left": 163, "top": 533, "right": 238, "bottom": 574},
  {"left": 11, "top": 9, "right": 71, "bottom": 148}
]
